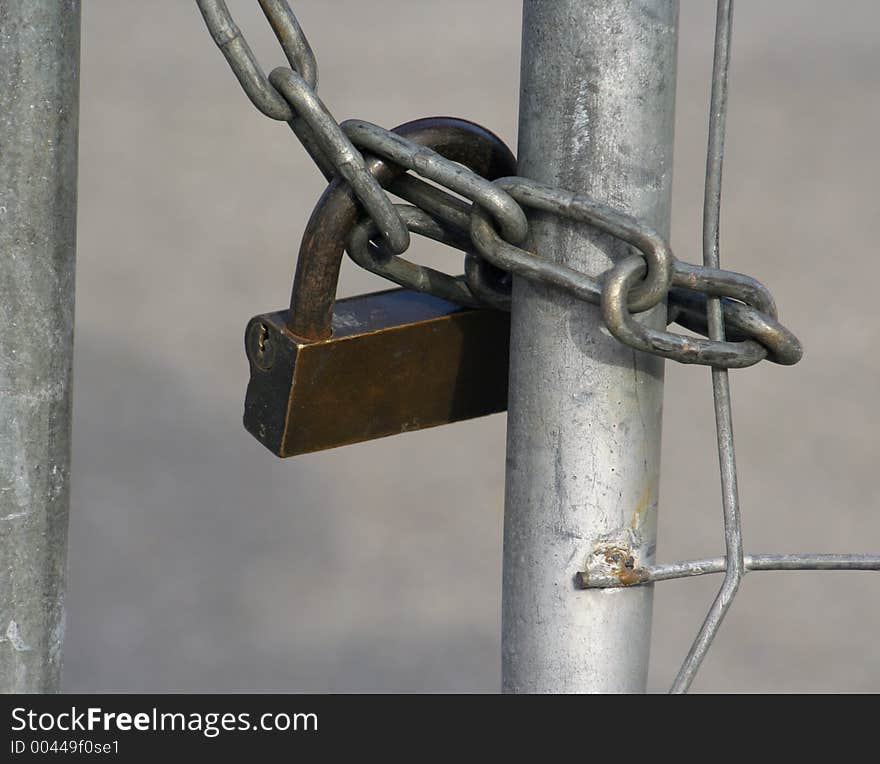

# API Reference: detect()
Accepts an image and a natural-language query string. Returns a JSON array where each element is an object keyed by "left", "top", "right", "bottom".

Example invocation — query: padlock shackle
[{"left": 287, "top": 117, "right": 518, "bottom": 340}]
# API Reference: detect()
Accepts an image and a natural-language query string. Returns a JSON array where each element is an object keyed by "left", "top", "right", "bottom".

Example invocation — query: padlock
[{"left": 243, "top": 118, "right": 516, "bottom": 457}]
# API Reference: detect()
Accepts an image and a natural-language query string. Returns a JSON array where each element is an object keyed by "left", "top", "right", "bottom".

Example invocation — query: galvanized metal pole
[
  {"left": 0, "top": 0, "right": 80, "bottom": 692},
  {"left": 503, "top": 0, "right": 678, "bottom": 693}
]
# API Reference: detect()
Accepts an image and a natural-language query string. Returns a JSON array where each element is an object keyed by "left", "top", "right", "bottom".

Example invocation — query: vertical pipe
[
  {"left": 503, "top": 0, "right": 678, "bottom": 693},
  {"left": 0, "top": 0, "right": 80, "bottom": 692}
]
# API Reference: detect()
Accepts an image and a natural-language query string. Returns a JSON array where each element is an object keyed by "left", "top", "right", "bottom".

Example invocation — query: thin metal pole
[
  {"left": 503, "top": 0, "right": 679, "bottom": 693},
  {"left": 0, "top": 0, "right": 80, "bottom": 692},
  {"left": 671, "top": 0, "right": 739, "bottom": 694}
]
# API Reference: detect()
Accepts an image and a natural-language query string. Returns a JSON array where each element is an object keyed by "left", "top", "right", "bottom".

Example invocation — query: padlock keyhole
[
  {"left": 257, "top": 325, "right": 270, "bottom": 353},
  {"left": 248, "top": 321, "right": 276, "bottom": 371}
]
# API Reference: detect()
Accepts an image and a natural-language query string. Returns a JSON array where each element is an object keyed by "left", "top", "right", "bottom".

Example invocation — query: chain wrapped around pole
[
  {"left": 195, "top": 0, "right": 801, "bottom": 371},
  {"left": 195, "top": 0, "right": 880, "bottom": 691}
]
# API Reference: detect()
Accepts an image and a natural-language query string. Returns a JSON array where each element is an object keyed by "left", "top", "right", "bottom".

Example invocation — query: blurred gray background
[{"left": 65, "top": 0, "right": 880, "bottom": 692}]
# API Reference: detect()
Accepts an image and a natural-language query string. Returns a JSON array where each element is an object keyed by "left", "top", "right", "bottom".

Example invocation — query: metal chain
[
  {"left": 196, "top": 0, "right": 880, "bottom": 691},
  {"left": 195, "top": 0, "right": 801, "bottom": 370}
]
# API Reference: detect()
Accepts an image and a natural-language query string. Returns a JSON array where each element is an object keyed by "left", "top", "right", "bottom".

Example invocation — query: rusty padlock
[{"left": 243, "top": 118, "right": 516, "bottom": 457}]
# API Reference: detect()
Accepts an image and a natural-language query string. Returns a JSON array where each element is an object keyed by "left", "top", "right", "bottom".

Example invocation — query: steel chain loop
[
  {"left": 347, "top": 205, "right": 480, "bottom": 308},
  {"left": 196, "top": 0, "right": 802, "bottom": 369}
]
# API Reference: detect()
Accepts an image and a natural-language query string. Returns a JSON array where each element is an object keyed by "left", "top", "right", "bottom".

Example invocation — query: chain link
[{"left": 196, "top": 0, "right": 880, "bottom": 692}]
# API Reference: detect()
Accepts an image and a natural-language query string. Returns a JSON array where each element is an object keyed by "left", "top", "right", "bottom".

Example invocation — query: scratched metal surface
[{"left": 64, "top": 0, "right": 880, "bottom": 691}]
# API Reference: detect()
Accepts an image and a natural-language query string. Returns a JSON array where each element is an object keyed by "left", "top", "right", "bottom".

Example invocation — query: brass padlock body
[{"left": 244, "top": 288, "right": 509, "bottom": 457}]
